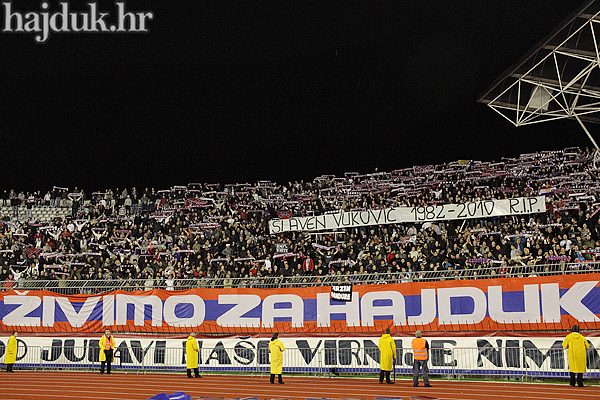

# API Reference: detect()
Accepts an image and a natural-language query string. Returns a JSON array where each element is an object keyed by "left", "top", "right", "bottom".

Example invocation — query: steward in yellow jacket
[
  {"left": 562, "top": 325, "right": 589, "bottom": 387},
  {"left": 186, "top": 333, "right": 201, "bottom": 378},
  {"left": 269, "top": 332, "right": 285, "bottom": 384},
  {"left": 99, "top": 329, "right": 115, "bottom": 375},
  {"left": 6, "top": 332, "right": 18, "bottom": 372},
  {"left": 378, "top": 328, "right": 396, "bottom": 384}
]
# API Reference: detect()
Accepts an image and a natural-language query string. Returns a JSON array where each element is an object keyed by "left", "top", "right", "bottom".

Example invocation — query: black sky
[{"left": 1, "top": 0, "right": 594, "bottom": 192}]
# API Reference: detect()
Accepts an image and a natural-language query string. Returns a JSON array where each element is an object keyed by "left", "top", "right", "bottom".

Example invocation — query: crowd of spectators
[{"left": 1, "top": 146, "right": 600, "bottom": 290}]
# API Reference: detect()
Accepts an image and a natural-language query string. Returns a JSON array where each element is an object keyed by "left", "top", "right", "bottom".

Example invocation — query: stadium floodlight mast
[{"left": 478, "top": 0, "right": 600, "bottom": 165}]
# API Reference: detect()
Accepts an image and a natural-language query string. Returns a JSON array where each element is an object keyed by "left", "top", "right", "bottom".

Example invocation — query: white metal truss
[{"left": 479, "top": 0, "right": 600, "bottom": 149}]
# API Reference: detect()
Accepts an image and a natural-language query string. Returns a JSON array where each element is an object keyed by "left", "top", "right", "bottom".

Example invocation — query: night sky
[{"left": 1, "top": 0, "right": 594, "bottom": 192}]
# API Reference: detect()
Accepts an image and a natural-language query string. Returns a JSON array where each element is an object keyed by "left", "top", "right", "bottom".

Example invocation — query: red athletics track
[{"left": 1, "top": 372, "right": 596, "bottom": 400}]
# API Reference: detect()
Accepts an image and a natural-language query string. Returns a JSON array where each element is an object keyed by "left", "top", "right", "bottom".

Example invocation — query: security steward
[
  {"left": 562, "top": 325, "right": 589, "bottom": 387},
  {"left": 99, "top": 328, "right": 115, "bottom": 375},
  {"left": 6, "top": 332, "right": 18, "bottom": 373},
  {"left": 412, "top": 330, "right": 432, "bottom": 387},
  {"left": 186, "top": 332, "right": 201, "bottom": 378},
  {"left": 378, "top": 328, "right": 396, "bottom": 384}
]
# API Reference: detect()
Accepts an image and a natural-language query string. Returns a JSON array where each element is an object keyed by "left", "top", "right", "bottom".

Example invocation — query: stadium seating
[{"left": 1, "top": 146, "right": 599, "bottom": 289}]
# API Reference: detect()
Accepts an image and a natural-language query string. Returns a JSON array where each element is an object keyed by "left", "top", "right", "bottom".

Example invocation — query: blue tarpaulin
[{"left": 146, "top": 392, "right": 192, "bottom": 400}]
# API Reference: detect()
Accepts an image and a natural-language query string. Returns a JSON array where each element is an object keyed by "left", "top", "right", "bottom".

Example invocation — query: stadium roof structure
[{"left": 478, "top": 0, "right": 600, "bottom": 149}]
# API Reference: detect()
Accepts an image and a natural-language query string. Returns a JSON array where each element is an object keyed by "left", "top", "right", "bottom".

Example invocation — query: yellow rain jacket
[
  {"left": 5, "top": 335, "right": 17, "bottom": 364},
  {"left": 269, "top": 338, "right": 285, "bottom": 374},
  {"left": 378, "top": 333, "right": 396, "bottom": 371},
  {"left": 99, "top": 334, "right": 115, "bottom": 362},
  {"left": 562, "top": 332, "right": 589, "bottom": 373},
  {"left": 186, "top": 336, "right": 199, "bottom": 369}
]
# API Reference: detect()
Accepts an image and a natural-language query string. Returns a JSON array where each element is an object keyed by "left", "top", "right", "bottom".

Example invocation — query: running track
[{"left": 1, "top": 372, "right": 596, "bottom": 400}]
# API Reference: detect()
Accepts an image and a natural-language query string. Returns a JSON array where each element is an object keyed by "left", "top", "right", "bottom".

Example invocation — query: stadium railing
[
  {"left": 2, "top": 346, "right": 597, "bottom": 382},
  {"left": 1, "top": 345, "right": 42, "bottom": 371},
  {"left": 7, "top": 262, "right": 600, "bottom": 293}
]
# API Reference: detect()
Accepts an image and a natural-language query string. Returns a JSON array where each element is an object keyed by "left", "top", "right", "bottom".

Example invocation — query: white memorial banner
[{"left": 269, "top": 196, "right": 546, "bottom": 233}]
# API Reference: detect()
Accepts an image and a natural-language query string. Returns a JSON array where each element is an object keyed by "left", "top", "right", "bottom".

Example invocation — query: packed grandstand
[{"left": 1, "top": 146, "right": 599, "bottom": 292}]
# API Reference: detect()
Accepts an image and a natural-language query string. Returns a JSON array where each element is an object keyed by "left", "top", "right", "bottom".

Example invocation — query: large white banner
[
  {"left": 269, "top": 196, "right": 547, "bottom": 233},
  {"left": 2, "top": 275, "right": 599, "bottom": 333},
  {"left": 1, "top": 335, "right": 598, "bottom": 376}
]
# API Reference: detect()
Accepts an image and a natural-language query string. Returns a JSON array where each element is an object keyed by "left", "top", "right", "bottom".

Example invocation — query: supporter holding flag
[{"left": 3, "top": 273, "right": 16, "bottom": 288}]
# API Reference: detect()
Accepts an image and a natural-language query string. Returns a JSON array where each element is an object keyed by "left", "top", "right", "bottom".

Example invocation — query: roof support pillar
[{"left": 575, "top": 113, "right": 600, "bottom": 150}]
